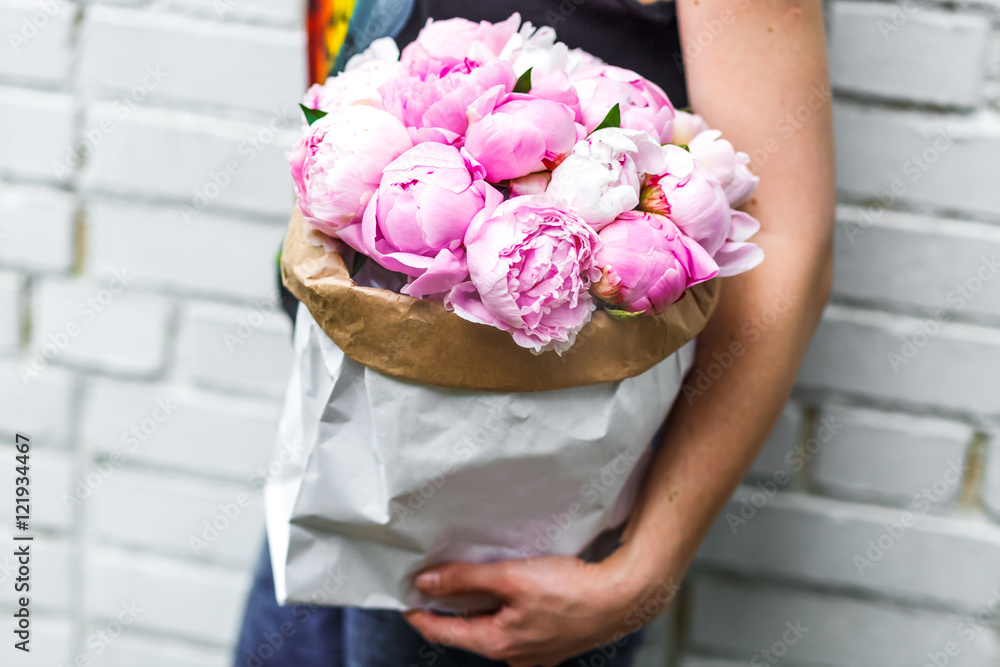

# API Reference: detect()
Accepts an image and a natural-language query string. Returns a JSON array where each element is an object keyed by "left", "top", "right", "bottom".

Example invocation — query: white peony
[{"left": 544, "top": 128, "right": 666, "bottom": 230}]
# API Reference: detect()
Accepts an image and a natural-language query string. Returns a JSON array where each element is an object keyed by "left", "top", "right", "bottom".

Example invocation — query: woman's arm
[
  {"left": 405, "top": 1, "right": 835, "bottom": 663},
  {"left": 612, "top": 0, "right": 836, "bottom": 602}
]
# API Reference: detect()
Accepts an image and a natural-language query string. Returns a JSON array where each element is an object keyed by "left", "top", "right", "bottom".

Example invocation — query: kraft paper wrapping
[{"left": 281, "top": 208, "right": 720, "bottom": 392}]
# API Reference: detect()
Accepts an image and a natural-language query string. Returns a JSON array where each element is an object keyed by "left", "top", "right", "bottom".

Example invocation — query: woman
[{"left": 237, "top": 0, "right": 835, "bottom": 665}]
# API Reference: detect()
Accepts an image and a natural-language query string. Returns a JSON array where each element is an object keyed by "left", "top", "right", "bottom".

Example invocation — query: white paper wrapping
[{"left": 265, "top": 304, "right": 695, "bottom": 610}]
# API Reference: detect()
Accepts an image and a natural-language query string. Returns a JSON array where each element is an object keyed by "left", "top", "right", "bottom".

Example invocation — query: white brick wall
[
  {"left": 0, "top": 0, "right": 78, "bottom": 85},
  {"left": 799, "top": 305, "right": 1000, "bottom": 415},
  {"left": 687, "top": 576, "right": 1000, "bottom": 665},
  {"left": 85, "top": 547, "right": 251, "bottom": 645},
  {"left": 830, "top": 2, "right": 990, "bottom": 108},
  {"left": 1, "top": 0, "right": 999, "bottom": 665},
  {"left": 0, "top": 361, "right": 75, "bottom": 445},
  {"left": 80, "top": 379, "right": 281, "bottom": 478},
  {"left": 683, "top": 2, "right": 1000, "bottom": 663},
  {"left": 177, "top": 299, "right": 293, "bottom": 398},
  {"left": 79, "top": 7, "right": 307, "bottom": 114},
  {"left": 0, "top": 446, "right": 76, "bottom": 530},
  {"left": 0, "top": 86, "right": 75, "bottom": 181},
  {"left": 835, "top": 206, "right": 1000, "bottom": 318},
  {"left": 809, "top": 404, "right": 972, "bottom": 507},
  {"left": 0, "top": 270, "right": 21, "bottom": 352},
  {"left": 0, "top": 183, "right": 77, "bottom": 273},
  {"left": 0, "top": 1, "right": 299, "bottom": 663},
  {"left": 88, "top": 635, "right": 229, "bottom": 667},
  {"left": 81, "top": 103, "right": 299, "bottom": 218},
  {"left": 834, "top": 103, "right": 1000, "bottom": 217},
  {"left": 32, "top": 275, "right": 174, "bottom": 376}
]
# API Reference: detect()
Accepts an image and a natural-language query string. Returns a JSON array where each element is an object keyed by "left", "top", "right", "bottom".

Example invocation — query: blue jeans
[{"left": 233, "top": 539, "right": 645, "bottom": 667}]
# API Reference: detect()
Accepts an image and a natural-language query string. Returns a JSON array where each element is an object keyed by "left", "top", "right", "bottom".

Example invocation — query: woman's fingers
[
  {"left": 415, "top": 561, "right": 519, "bottom": 599},
  {"left": 402, "top": 610, "right": 509, "bottom": 659}
]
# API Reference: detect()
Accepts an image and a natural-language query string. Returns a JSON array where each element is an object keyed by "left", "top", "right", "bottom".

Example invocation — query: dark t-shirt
[{"left": 396, "top": 0, "right": 687, "bottom": 106}]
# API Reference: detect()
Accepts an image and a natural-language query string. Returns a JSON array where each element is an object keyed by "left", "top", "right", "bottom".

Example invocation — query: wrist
[{"left": 598, "top": 536, "right": 685, "bottom": 615}]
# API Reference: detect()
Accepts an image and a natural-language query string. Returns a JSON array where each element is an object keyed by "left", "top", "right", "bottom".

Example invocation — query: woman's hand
[{"left": 403, "top": 549, "right": 679, "bottom": 666}]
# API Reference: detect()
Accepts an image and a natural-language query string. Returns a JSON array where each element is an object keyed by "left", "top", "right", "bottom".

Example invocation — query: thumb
[{"left": 414, "top": 561, "right": 515, "bottom": 599}]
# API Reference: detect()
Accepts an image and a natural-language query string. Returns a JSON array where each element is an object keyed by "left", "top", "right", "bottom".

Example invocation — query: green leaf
[
  {"left": 275, "top": 247, "right": 282, "bottom": 270},
  {"left": 606, "top": 307, "right": 645, "bottom": 321},
  {"left": 591, "top": 103, "right": 621, "bottom": 134},
  {"left": 513, "top": 68, "right": 533, "bottom": 94},
  {"left": 299, "top": 104, "right": 328, "bottom": 126},
  {"left": 677, "top": 144, "right": 690, "bottom": 152}
]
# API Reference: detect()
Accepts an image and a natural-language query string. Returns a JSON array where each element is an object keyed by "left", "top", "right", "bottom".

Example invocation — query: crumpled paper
[
  {"left": 265, "top": 305, "right": 697, "bottom": 611},
  {"left": 280, "top": 208, "right": 719, "bottom": 392}
]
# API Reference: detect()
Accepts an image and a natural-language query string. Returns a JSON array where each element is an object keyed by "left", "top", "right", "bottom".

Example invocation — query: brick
[
  {"left": 87, "top": 633, "right": 229, "bottom": 667},
  {"left": 687, "top": 576, "right": 999, "bottom": 666},
  {"left": 88, "top": 199, "right": 286, "bottom": 301},
  {"left": 3, "top": 615, "right": 75, "bottom": 665},
  {"left": 165, "top": 0, "right": 304, "bottom": 27},
  {"left": 81, "top": 102, "right": 298, "bottom": 219},
  {"left": 0, "top": 86, "right": 75, "bottom": 182},
  {"left": 0, "top": 527, "right": 74, "bottom": 614},
  {"left": 677, "top": 659, "right": 742, "bottom": 667},
  {"left": 85, "top": 547, "right": 251, "bottom": 645},
  {"left": 89, "top": 468, "right": 264, "bottom": 566},
  {"left": 836, "top": 206, "right": 1000, "bottom": 318},
  {"left": 177, "top": 299, "right": 292, "bottom": 397},
  {"left": 798, "top": 304, "right": 1000, "bottom": 416},
  {"left": 0, "top": 361, "right": 74, "bottom": 447},
  {"left": 81, "top": 378, "right": 281, "bottom": 479},
  {"left": 696, "top": 488, "right": 1000, "bottom": 611},
  {"left": 0, "top": 183, "right": 77, "bottom": 273},
  {"left": 79, "top": 6, "right": 306, "bottom": 113},
  {"left": 31, "top": 277, "right": 173, "bottom": 377},
  {"left": 809, "top": 404, "right": 973, "bottom": 508},
  {"left": 746, "top": 403, "right": 803, "bottom": 482},
  {"left": 830, "top": 2, "right": 989, "bottom": 107},
  {"left": 0, "top": 445, "right": 76, "bottom": 529},
  {"left": 835, "top": 103, "right": 1000, "bottom": 217},
  {"left": 632, "top": 612, "right": 674, "bottom": 666},
  {"left": 0, "top": 270, "right": 21, "bottom": 352},
  {"left": 0, "top": 0, "right": 77, "bottom": 84},
  {"left": 982, "top": 431, "right": 1000, "bottom": 518}
]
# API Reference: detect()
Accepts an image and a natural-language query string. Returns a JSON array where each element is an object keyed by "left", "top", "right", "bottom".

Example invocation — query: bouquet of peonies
[
  {"left": 287, "top": 12, "right": 762, "bottom": 355},
  {"left": 267, "top": 13, "right": 763, "bottom": 612}
]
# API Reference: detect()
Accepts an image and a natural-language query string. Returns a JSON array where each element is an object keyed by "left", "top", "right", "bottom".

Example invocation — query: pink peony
[
  {"left": 400, "top": 14, "right": 521, "bottom": 70},
  {"left": 287, "top": 106, "right": 413, "bottom": 237},
  {"left": 714, "top": 210, "right": 765, "bottom": 278},
  {"left": 379, "top": 60, "right": 517, "bottom": 145},
  {"left": 445, "top": 198, "right": 601, "bottom": 354},
  {"left": 592, "top": 211, "right": 719, "bottom": 315},
  {"left": 337, "top": 142, "right": 501, "bottom": 298},
  {"left": 570, "top": 65, "right": 676, "bottom": 142},
  {"left": 669, "top": 110, "right": 709, "bottom": 147},
  {"left": 641, "top": 146, "right": 764, "bottom": 278},
  {"left": 497, "top": 22, "right": 583, "bottom": 118},
  {"left": 641, "top": 160, "right": 731, "bottom": 256},
  {"left": 464, "top": 96, "right": 577, "bottom": 182},
  {"left": 688, "top": 130, "right": 759, "bottom": 207},
  {"left": 509, "top": 171, "right": 551, "bottom": 197}
]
